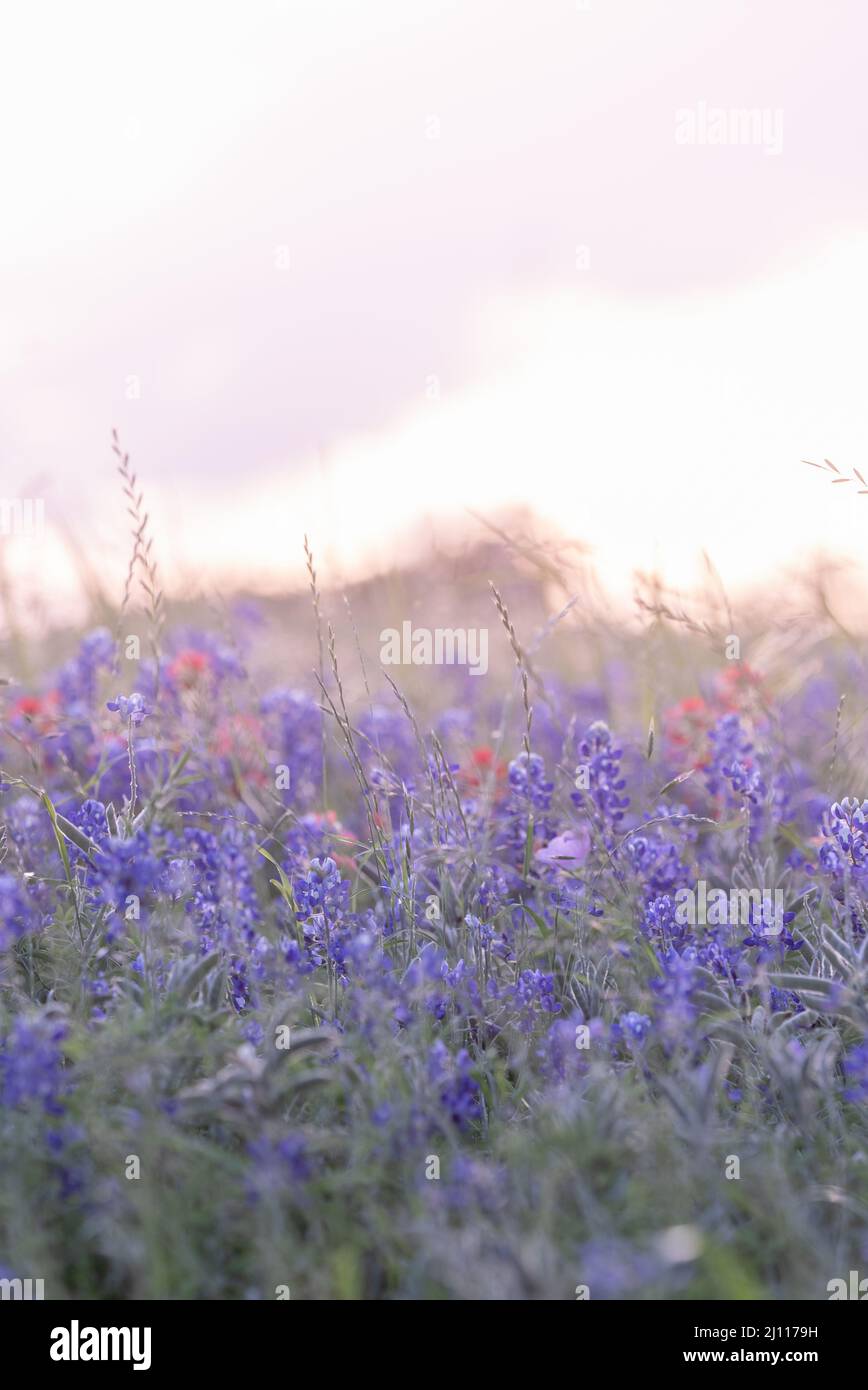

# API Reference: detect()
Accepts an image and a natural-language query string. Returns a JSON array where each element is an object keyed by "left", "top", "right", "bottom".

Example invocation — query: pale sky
[{"left": 2, "top": 0, "right": 868, "bottom": 628}]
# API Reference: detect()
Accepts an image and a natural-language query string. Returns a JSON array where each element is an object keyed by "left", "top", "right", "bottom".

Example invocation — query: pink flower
[{"left": 535, "top": 828, "right": 591, "bottom": 869}]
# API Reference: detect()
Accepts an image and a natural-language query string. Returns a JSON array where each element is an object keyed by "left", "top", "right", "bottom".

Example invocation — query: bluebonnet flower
[
  {"left": 507, "top": 751, "right": 553, "bottom": 811},
  {"left": 56, "top": 628, "right": 115, "bottom": 714},
  {"left": 511, "top": 968, "right": 561, "bottom": 1031},
  {"left": 573, "top": 720, "right": 629, "bottom": 837},
  {"left": 724, "top": 759, "right": 767, "bottom": 806},
  {"left": 90, "top": 828, "right": 161, "bottom": 933},
  {"left": 180, "top": 822, "right": 265, "bottom": 1007},
  {"left": 292, "top": 856, "right": 353, "bottom": 980},
  {"left": 705, "top": 713, "right": 768, "bottom": 807},
  {"left": 0, "top": 1014, "right": 69, "bottom": 1116},
  {"left": 476, "top": 864, "right": 511, "bottom": 916},
  {"left": 246, "top": 1134, "right": 313, "bottom": 1199},
  {"left": 260, "top": 689, "right": 323, "bottom": 805},
  {"left": 357, "top": 704, "right": 418, "bottom": 780},
  {"left": 403, "top": 944, "right": 452, "bottom": 1023},
  {"left": 106, "top": 692, "right": 148, "bottom": 726},
  {"left": 741, "top": 901, "right": 800, "bottom": 953},
  {"left": 641, "top": 894, "right": 692, "bottom": 952},
  {"left": 577, "top": 1237, "right": 662, "bottom": 1298},
  {"left": 499, "top": 750, "right": 555, "bottom": 864},
  {"left": 537, "top": 1012, "right": 604, "bottom": 1082},
  {"left": 294, "top": 856, "right": 345, "bottom": 918},
  {"left": 624, "top": 829, "right": 686, "bottom": 896},
  {"left": 650, "top": 949, "right": 699, "bottom": 1047},
  {"left": 435, "top": 1154, "right": 508, "bottom": 1215},
  {"left": 826, "top": 799, "right": 868, "bottom": 869},
  {"left": 464, "top": 912, "right": 494, "bottom": 947},
  {"left": 73, "top": 798, "right": 110, "bottom": 846},
  {"left": 842, "top": 1040, "right": 868, "bottom": 1102},
  {"left": 612, "top": 1010, "right": 652, "bottom": 1047},
  {"left": 769, "top": 986, "right": 803, "bottom": 1014},
  {"left": 705, "top": 713, "right": 751, "bottom": 792},
  {"left": 427, "top": 1040, "right": 482, "bottom": 1130},
  {"left": 0, "top": 874, "right": 36, "bottom": 949}
]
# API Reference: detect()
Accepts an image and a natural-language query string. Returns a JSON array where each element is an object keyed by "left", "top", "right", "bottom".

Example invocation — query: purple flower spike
[{"left": 106, "top": 692, "right": 148, "bottom": 726}]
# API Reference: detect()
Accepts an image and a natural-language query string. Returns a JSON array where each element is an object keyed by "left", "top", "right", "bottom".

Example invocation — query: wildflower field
[{"left": 1, "top": 489, "right": 867, "bottom": 1302}]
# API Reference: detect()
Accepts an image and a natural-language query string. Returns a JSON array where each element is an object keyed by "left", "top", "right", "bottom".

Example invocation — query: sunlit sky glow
[{"left": 2, "top": 0, "right": 868, "bottom": 629}]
